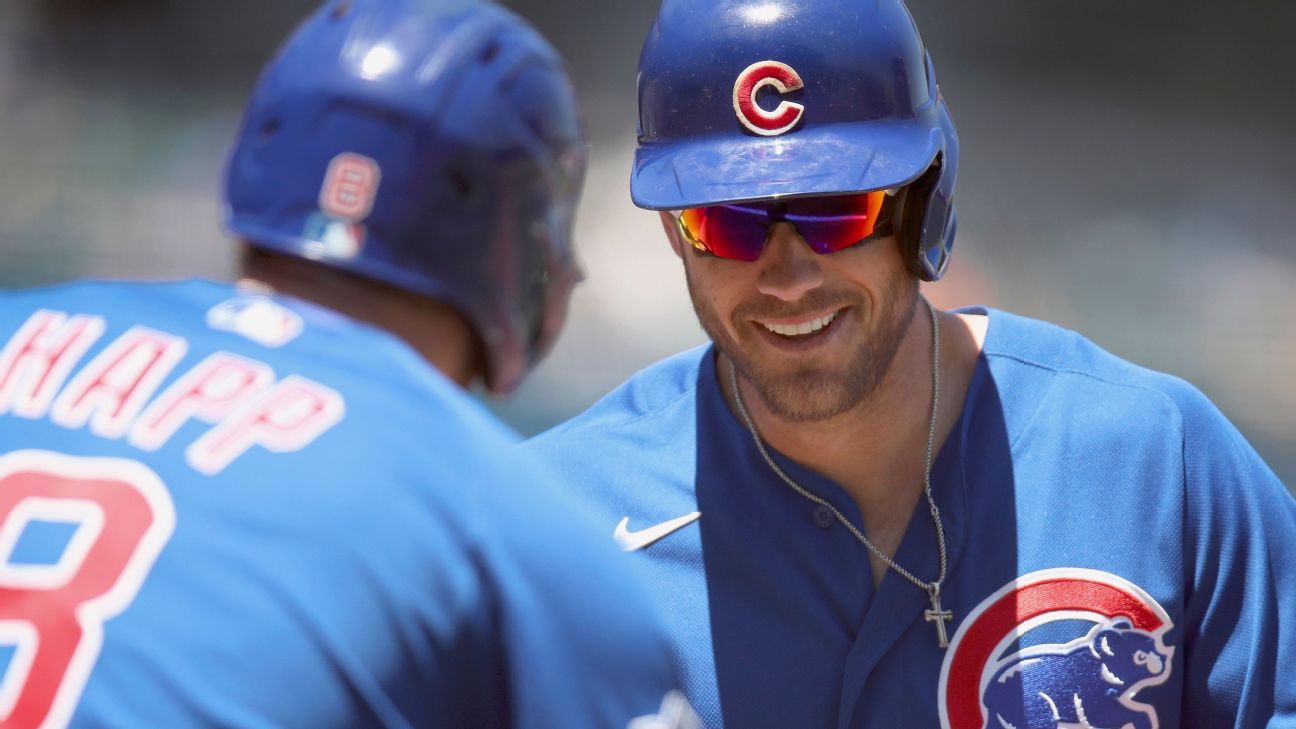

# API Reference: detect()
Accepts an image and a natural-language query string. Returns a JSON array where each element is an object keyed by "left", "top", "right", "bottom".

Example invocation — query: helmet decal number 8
[
  {"left": 0, "top": 451, "right": 175, "bottom": 729},
  {"left": 319, "top": 153, "right": 382, "bottom": 223},
  {"left": 732, "top": 60, "right": 805, "bottom": 136}
]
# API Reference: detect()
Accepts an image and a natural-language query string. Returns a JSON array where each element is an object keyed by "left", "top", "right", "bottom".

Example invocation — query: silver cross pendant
[{"left": 924, "top": 584, "right": 953, "bottom": 648}]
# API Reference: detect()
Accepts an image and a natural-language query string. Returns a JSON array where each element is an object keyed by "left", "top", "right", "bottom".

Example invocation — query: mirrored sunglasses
[{"left": 670, "top": 189, "right": 898, "bottom": 262}]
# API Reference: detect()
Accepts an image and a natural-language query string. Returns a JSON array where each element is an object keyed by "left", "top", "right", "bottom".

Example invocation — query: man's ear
[{"left": 659, "top": 211, "right": 686, "bottom": 260}]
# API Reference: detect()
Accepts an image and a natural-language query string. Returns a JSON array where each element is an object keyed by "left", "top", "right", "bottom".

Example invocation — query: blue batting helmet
[
  {"left": 632, "top": 0, "right": 958, "bottom": 281},
  {"left": 224, "top": 0, "right": 585, "bottom": 393}
]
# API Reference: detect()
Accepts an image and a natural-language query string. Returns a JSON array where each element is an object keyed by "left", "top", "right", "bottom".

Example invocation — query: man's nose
[{"left": 756, "top": 222, "right": 824, "bottom": 302}]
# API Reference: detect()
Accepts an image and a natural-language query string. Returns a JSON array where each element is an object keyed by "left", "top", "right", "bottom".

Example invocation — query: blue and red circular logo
[
  {"left": 938, "top": 568, "right": 1175, "bottom": 729},
  {"left": 731, "top": 60, "right": 805, "bottom": 136}
]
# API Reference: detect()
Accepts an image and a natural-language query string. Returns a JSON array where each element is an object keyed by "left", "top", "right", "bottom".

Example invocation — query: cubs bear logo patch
[{"left": 938, "top": 568, "right": 1175, "bottom": 729}]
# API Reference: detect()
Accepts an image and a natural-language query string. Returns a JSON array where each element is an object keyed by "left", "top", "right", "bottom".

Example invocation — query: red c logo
[{"left": 732, "top": 61, "right": 805, "bottom": 136}]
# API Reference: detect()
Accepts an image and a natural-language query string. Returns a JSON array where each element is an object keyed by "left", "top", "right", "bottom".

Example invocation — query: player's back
[{"left": 0, "top": 279, "right": 678, "bottom": 729}]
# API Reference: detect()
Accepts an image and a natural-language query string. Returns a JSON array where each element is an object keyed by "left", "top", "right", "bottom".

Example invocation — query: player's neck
[
  {"left": 720, "top": 309, "right": 983, "bottom": 547},
  {"left": 237, "top": 248, "right": 485, "bottom": 389}
]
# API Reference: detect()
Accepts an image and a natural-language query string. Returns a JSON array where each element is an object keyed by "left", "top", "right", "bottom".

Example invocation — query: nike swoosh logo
[{"left": 614, "top": 512, "right": 701, "bottom": 552}]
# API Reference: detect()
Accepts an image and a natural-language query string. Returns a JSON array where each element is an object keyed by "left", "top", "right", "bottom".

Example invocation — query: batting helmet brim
[{"left": 631, "top": 118, "right": 945, "bottom": 211}]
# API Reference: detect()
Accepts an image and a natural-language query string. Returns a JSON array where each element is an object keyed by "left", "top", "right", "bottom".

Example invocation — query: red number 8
[{"left": 0, "top": 451, "right": 174, "bottom": 729}]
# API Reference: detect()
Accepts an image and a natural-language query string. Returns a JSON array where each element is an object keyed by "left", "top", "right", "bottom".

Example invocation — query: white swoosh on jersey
[{"left": 614, "top": 512, "right": 701, "bottom": 552}]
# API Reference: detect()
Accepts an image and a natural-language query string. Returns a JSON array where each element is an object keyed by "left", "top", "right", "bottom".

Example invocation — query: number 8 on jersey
[{"left": 0, "top": 451, "right": 175, "bottom": 729}]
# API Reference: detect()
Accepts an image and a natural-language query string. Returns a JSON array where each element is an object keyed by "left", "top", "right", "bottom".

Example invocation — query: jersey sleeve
[
  {"left": 474, "top": 451, "right": 685, "bottom": 729},
  {"left": 1176, "top": 383, "right": 1296, "bottom": 727}
]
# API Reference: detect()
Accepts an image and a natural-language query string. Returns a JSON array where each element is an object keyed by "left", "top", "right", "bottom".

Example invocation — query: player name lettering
[{"left": 0, "top": 309, "right": 345, "bottom": 475}]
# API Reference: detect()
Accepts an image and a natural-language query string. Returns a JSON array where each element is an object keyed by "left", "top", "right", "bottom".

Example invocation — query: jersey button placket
[{"left": 812, "top": 503, "right": 834, "bottom": 529}]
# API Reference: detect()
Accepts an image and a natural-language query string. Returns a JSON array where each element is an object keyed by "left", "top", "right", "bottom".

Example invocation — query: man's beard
[{"left": 686, "top": 265, "right": 919, "bottom": 423}]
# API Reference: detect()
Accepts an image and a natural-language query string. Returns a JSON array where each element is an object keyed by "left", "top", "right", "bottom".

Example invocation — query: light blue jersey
[
  {"left": 523, "top": 308, "right": 1296, "bottom": 728},
  {"left": 0, "top": 279, "right": 680, "bottom": 729}
]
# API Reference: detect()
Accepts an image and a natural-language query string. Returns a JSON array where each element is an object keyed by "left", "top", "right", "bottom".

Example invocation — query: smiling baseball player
[{"left": 522, "top": 0, "right": 1296, "bottom": 726}]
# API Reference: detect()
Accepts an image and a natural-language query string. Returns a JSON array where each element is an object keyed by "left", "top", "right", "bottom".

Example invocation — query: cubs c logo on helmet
[
  {"left": 732, "top": 61, "right": 805, "bottom": 136},
  {"left": 938, "top": 568, "right": 1176, "bottom": 729}
]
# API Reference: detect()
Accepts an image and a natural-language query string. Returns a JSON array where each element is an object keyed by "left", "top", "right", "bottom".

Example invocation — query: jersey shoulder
[
  {"left": 979, "top": 308, "right": 1284, "bottom": 495},
  {"left": 527, "top": 344, "right": 708, "bottom": 448},
  {"left": 981, "top": 307, "right": 1221, "bottom": 423},
  {"left": 0, "top": 277, "right": 521, "bottom": 487}
]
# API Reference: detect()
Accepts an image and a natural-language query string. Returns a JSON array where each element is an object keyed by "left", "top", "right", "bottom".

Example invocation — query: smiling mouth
[{"left": 760, "top": 309, "right": 842, "bottom": 339}]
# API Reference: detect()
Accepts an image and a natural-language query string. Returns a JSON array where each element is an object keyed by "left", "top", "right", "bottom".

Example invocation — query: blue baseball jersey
[
  {"left": 0, "top": 279, "right": 682, "bottom": 729},
  {"left": 522, "top": 307, "right": 1296, "bottom": 729}
]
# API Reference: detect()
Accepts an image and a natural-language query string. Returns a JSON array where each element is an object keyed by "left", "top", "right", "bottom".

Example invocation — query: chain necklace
[{"left": 729, "top": 296, "right": 952, "bottom": 648}]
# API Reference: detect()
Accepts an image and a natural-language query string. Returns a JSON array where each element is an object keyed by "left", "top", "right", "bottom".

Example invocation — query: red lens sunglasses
[{"left": 670, "top": 189, "right": 899, "bottom": 262}]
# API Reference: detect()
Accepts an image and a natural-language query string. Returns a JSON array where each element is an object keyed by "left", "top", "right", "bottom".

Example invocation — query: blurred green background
[{"left": 1, "top": 0, "right": 1292, "bottom": 489}]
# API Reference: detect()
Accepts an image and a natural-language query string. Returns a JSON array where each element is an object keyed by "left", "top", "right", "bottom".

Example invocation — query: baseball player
[
  {"left": 0, "top": 1, "right": 694, "bottom": 727},
  {"left": 521, "top": 0, "right": 1296, "bottom": 727}
]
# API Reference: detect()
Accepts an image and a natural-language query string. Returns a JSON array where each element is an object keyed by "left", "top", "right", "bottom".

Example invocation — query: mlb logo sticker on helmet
[
  {"left": 319, "top": 153, "right": 381, "bottom": 223},
  {"left": 731, "top": 61, "right": 805, "bottom": 136}
]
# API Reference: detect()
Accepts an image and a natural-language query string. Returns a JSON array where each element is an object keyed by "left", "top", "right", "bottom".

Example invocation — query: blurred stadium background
[{"left": 1, "top": 0, "right": 1292, "bottom": 489}]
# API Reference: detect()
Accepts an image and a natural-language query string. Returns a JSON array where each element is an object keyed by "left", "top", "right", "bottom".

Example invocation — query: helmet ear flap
[{"left": 898, "top": 155, "right": 952, "bottom": 282}]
